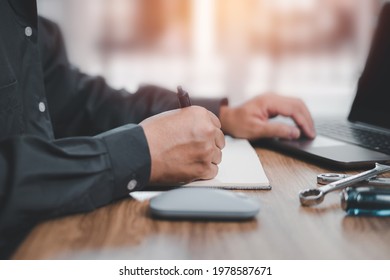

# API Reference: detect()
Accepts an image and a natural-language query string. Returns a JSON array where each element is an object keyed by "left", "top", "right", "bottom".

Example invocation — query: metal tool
[
  {"left": 317, "top": 173, "right": 390, "bottom": 186},
  {"left": 299, "top": 163, "right": 390, "bottom": 207},
  {"left": 341, "top": 186, "right": 390, "bottom": 216}
]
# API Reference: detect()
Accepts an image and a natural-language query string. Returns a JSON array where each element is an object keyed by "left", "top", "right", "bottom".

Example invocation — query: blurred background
[{"left": 37, "top": 0, "right": 387, "bottom": 117}]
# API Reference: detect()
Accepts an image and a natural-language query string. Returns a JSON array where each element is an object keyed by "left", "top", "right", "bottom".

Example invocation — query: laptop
[{"left": 257, "top": 3, "right": 390, "bottom": 169}]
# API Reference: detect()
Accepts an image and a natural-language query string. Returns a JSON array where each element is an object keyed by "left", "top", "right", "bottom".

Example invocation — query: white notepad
[
  {"left": 182, "top": 136, "right": 270, "bottom": 189},
  {"left": 131, "top": 137, "right": 270, "bottom": 201}
]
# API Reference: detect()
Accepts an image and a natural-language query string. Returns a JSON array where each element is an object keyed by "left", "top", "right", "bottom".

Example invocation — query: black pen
[{"left": 177, "top": 86, "right": 192, "bottom": 108}]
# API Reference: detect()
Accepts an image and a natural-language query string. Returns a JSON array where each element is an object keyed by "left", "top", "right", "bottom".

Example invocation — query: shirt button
[
  {"left": 38, "top": 102, "right": 46, "bottom": 112},
  {"left": 127, "top": 179, "right": 138, "bottom": 191},
  {"left": 25, "top": 26, "right": 33, "bottom": 37}
]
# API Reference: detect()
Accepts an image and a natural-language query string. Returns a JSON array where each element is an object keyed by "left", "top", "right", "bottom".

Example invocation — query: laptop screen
[{"left": 348, "top": 3, "right": 390, "bottom": 130}]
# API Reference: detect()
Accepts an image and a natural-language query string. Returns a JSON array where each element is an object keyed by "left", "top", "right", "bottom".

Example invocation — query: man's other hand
[
  {"left": 219, "top": 94, "right": 316, "bottom": 140},
  {"left": 140, "top": 106, "right": 225, "bottom": 184}
]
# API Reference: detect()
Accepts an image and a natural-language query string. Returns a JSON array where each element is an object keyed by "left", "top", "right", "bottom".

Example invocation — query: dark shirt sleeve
[
  {"left": 39, "top": 17, "right": 228, "bottom": 138},
  {"left": 0, "top": 124, "right": 151, "bottom": 259}
]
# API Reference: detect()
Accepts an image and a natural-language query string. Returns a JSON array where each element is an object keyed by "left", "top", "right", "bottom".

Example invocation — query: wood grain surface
[{"left": 12, "top": 148, "right": 390, "bottom": 259}]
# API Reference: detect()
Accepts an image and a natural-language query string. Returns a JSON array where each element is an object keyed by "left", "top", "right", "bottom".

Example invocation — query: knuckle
[
  {"left": 201, "top": 165, "right": 216, "bottom": 179},
  {"left": 290, "top": 111, "right": 298, "bottom": 120},
  {"left": 204, "top": 144, "right": 214, "bottom": 156},
  {"left": 192, "top": 106, "right": 208, "bottom": 116},
  {"left": 196, "top": 143, "right": 213, "bottom": 161},
  {"left": 292, "top": 112, "right": 304, "bottom": 124},
  {"left": 197, "top": 162, "right": 211, "bottom": 178},
  {"left": 201, "top": 124, "right": 215, "bottom": 137}
]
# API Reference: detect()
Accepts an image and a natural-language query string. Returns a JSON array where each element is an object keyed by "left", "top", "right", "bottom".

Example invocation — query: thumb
[{"left": 258, "top": 122, "right": 301, "bottom": 139}]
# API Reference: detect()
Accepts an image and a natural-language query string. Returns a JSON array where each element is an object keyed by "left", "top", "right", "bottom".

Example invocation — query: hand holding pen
[{"left": 139, "top": 86, "right": 225, "bottom": 184}]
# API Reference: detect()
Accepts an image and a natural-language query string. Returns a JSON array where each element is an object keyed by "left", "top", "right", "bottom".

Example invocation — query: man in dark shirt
[{"left": 0, "top": 0, "right": 315, "bottom": 258}]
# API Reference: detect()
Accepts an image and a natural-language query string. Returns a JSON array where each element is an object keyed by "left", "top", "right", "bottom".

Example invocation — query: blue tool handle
[{"left": 341, "top": 187, "right": 390, "bottom": 216}]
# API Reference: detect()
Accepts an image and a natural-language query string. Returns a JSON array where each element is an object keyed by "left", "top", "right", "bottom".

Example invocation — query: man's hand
[
  {"left": 140, "top": 106, "right": 225, "bottom": 184},
  {"left": 220, "top": 94, "right": 316, "bottom": 140}
]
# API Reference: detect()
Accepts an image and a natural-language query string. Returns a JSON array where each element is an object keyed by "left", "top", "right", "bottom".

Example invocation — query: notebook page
[
  {"left": 182, "top": 136, "right": 270, "bottom": 189},
  {"left": 131, "top": 137, "right": 270, "bottom": 201}
]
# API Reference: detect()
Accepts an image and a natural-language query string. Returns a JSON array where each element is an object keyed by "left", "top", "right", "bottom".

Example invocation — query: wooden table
[{"left": 12, "top": 148, "right": 390, "bottom": 259}]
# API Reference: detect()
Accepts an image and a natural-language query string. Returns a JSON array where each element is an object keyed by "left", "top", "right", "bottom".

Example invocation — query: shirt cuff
[
  {"left": 191, "top": 97, "right": 229, "bottom": 117},
  {"left": 96, "top": 124, "right": 151, "bottom": 199}
]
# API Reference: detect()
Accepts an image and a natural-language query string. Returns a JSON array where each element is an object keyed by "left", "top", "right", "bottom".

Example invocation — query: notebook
[
  {"left": 182, "top": 136, "right": 270, "bottom": 189},
  {"left": 256, "top": 3, "right": 390, "bottom": 169},
  {"left": 131, "top": 137, "right": 270, "bottom": 201}
]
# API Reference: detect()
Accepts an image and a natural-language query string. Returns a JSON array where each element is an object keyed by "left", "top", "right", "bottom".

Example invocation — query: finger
[
  {"left": 268, "top": 97, "right": 316, "bottom": 138},
  {"left": 201, "top": 163, "right": 219, "bottom": 180},
  {"left": 257, "top": 121, "right": 301, "bottom": 139},
  {"left": 292, "top": 110, "right": 316, "bottom": 139},
  {"left": 215, "top": 128, "right": 226, "bottom": 149},
  {"left": 292, "top": 101, "right": 316, "bottom": 138},
  {"left": 208, "top": 111, "right": 222, "bottom": 129},
  {"left": 211, "top": 146, "right": 223, "bottom": 165}
]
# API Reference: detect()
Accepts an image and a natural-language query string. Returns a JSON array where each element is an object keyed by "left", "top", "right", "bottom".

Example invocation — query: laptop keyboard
[{"left": 317, "top": 121, "right": 390, "bottom": 155}]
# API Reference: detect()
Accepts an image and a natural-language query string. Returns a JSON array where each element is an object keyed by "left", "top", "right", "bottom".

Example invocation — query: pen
[{"left": 177, "top": 86, "right": 192, "bottom": 108}]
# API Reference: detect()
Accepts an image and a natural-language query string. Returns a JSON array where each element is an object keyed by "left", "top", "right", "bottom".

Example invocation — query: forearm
[
  {"left": 48, "top": 72, "right": 228, "bottom": 138},
  {"left": 0, "top": 124, "right": 150, "bottom": 258}
]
